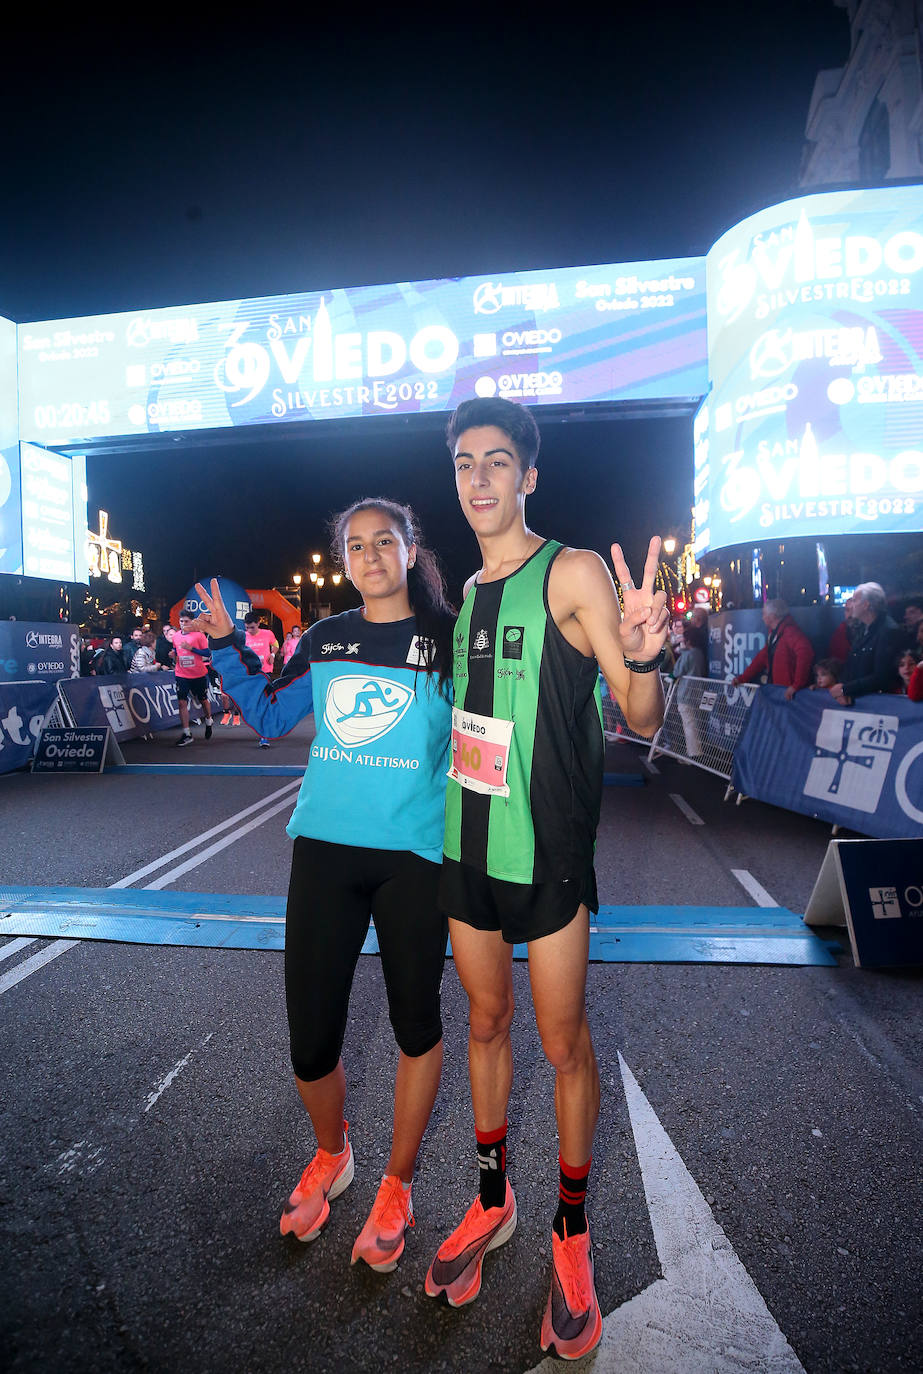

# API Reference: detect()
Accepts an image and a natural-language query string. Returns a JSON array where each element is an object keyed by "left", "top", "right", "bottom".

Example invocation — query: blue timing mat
[{"left": 0, "top": 888, "right": 839, "bottom": 965}]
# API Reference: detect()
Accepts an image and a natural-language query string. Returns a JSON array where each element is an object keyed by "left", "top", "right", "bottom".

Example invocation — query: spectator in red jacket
[
  {"left": 732, "top": 599, "right": 815, "bottom": 700},
  {"left": 828, "top": 595, "right": 855, "bottom": 663}
]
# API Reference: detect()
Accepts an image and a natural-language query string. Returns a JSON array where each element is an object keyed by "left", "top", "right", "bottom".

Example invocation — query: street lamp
[
  {"left": 662, "top": 536, "right": 677, "bottom": 556},
  {"left": 292, "top": 572, "right": 302, "bottom": 618}
]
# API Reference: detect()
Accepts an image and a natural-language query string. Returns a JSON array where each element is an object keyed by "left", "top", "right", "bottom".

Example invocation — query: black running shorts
[
  {"left": 439, "top": 855, "right": 598, "bottom": 946},
  {"left": 175, "top": 675, "right": 209, "bottom": 703},
  {"left": 285, "top": 836, "right": 447, "bottom": 1082}
]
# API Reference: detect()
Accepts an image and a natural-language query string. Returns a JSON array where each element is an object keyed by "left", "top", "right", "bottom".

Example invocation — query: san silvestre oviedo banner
[
  {"left": 9, "top": 184, "right": 923, "bottom": 558},
  {"left": 695, "top": 184, "right": 923, "bottom": 553},
  {"left": 16, "top": 260, "right": 707, "bottom": 443}
]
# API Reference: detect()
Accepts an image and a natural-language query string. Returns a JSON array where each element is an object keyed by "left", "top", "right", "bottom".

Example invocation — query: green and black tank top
[{"left": 444, "top": 539, "right": 603, "bottom": 884}]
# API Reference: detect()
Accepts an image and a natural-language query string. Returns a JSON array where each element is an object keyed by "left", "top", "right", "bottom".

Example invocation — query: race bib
[
  {"left": 449, "top": 707, "right": 514, "bottom": 797},
  {"left": 179, "top": 654, "right": 195, "bottom": 668}
]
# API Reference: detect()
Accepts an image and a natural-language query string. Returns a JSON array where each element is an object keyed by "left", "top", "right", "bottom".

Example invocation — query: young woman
[{"left": 190, "top": 497, "right": 454, "bottom": 1272}]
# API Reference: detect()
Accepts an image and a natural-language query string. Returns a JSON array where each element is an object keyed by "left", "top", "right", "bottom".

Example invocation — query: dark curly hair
[{"left": 445, "top": 397, "right": 541, "bottom": 472}]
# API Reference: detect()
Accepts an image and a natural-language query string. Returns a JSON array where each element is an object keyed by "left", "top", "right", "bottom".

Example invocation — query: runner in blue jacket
[{"left": 190, "top": 497, "right": 454, "bottom": 1274}]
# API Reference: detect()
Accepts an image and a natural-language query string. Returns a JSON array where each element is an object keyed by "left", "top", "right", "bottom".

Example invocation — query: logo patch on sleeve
[{"left": 502, "top": 626, "right": 524, "bottom": 660}]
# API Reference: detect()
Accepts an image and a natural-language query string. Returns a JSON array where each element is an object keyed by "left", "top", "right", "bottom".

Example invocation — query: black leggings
[{"left": 285, "top": 836, "right": 447, "bottom": 1082}]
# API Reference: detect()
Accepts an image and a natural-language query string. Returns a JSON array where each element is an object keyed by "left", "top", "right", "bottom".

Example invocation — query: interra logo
[{"left": 323, "top": 675, "right": 413, "bottom": 749}]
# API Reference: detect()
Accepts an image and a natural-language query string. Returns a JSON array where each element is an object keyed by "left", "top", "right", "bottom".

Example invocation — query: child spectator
[
  {"left": 897, "top": 648, "right": 923, "bottom": 702},
  {"left": 811, "top": 659, "right": 841, "bottom": 691}
]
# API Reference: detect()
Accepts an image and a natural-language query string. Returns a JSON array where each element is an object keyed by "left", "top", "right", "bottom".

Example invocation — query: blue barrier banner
[
  {"left": 0, "top": 681, "right": 58, "bottom": 773},
  {"left": 0, "top": 621, "right": 80, "bottom": 683},
  {"left": 58, "top": 672, "right": 181, "bottom": 740},
  {"left": 733, "top": 685, "right": 923, "bottom": 839}
]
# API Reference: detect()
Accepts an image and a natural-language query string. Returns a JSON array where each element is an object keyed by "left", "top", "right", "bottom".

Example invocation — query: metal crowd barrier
[
  {"left": 602, "top": 675, "right": 758, "bottom": 787},
  {"left": 601, "top": 674, "right": 675, "bottom": 748}
]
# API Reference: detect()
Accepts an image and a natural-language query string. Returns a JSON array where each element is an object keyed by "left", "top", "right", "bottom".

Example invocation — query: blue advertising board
[
  {"left": 732, "top": 685, "right": 923, "bottom": 840},
  {"left": 16, "top": 258, "right": 707, "bottom": 444},
  {"left": 0, "top": 621, "right": 80, "bottom": 683},
  {"left": 696, "top": 184, "right": 923, "bottom": 553},
  {"left": 0, "top": 681, "right": 58, "bottom": 772}
]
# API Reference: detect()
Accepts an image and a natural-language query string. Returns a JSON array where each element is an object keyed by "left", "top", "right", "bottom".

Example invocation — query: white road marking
[
  {"left": 0, "top": 937, "right": 37, "bottom": 962},
  {"left": 731, "top": 869, "right": 779, "bottom": 908},
  {"left": 527, "top": 1054, "right": 805, "bottom": 1373},
  {"left": 669, "top": 793, "right": 705, "bottom": 826},
  {"left": 0, "top": 939, "right": 76, "bottom": 995},
  {"left": 1, "top": 783, "right": 300, "bottom": 995},
  {"left": 49, "top": 1033, "right": 216, "bottom": 1178},
  {"left": 143, "top": 795, "right": 297, "bottom": 890},
  {"left": 143, "top": 1032, "right": 213, "bottom": 1113},
  {"left": 110, "top": 780, "right": 301, "bottom": 887},
  {"left": 53, "top": 1140, "right": 106, "bottom": 1177}
]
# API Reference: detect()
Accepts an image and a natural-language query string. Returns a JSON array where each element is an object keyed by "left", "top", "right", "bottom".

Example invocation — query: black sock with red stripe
[
  {"left": 476, "top": 1122, "right": 508, "bottom": 1211},
  {"left": 553, "top": 1154, "right": 591, "bottom": 1238}
]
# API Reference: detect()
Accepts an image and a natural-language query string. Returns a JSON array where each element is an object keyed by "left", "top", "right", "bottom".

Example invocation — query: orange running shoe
[
  {"left": 279, "top": 1122, "right": 354, "bottom": 1243},
  {"left": 539, "top": 1222, "right": 602, "bottom": 1360},
  {"left": 350, "top": 1174, "right": 415, "bottom": 1273},
  {"left": 424, "top": 1181, "right": 516, "bottom": 1307}
]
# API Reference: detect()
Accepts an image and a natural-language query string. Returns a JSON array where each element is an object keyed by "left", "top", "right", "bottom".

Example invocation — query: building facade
[{"left": 801, "top": 0, "right": 923, "bottom": 186}]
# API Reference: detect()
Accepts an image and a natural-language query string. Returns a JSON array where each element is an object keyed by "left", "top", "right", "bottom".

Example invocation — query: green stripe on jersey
[{"left": 445, "top": 540, "right": 563, "bottom": 882}]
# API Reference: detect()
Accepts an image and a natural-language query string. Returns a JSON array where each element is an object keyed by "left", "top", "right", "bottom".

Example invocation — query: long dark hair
[{"left": 329, "top": 497, "right": 455, "bottom": 692}]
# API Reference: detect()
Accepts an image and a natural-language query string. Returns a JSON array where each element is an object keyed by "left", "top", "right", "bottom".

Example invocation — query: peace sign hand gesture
[
  {"left": 611, "top": 536, "right": 670, "bottom": 660},
  {"left": 190, "top": 579, "right": 235, "bottom": 639}
]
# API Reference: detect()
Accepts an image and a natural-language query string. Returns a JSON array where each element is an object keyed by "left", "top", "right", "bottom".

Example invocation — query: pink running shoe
[
  {"left": 279, "top": 1122, "right": 354, "bottom": 1243},
  {"left": 539, "top": 1222, "right": 602, "bottom": 1360},
  {"left": 424, "top": 1181, "right": 517, "bottom": 1307},
  {"left": 350, "top": 1174, "right": 415, "bottom": 1273}
]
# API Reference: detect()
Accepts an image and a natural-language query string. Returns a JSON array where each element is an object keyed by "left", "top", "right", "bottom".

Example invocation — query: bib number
[{"left": 449, "top": 707, "right": 513, "bottom": 797}]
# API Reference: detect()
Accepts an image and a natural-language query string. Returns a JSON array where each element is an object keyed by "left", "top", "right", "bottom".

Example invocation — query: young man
[
  {"left": 424, "top": 397, "right": 669, "bottom": 1360},
  {"left": 123, "top": 626, "right": 145, "bottom": 667},
  {"left": 172, "top": 610, "right": 214, "bottom": 746},
  {"left": 244, "top": 612, "right": 280, "bottom": 748}
]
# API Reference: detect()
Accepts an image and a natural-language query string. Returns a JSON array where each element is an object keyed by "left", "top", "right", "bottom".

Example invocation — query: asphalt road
[{"left": 1, "top": 719, "right": 921, "bottom": 1374}]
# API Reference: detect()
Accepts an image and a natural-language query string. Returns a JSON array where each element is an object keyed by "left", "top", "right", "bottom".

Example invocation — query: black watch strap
[{"left": 623, "top": 647, "right": 666, "bottom": 674}]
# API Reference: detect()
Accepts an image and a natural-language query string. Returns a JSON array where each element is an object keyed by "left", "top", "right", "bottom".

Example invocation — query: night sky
[{"left": 1, "top": 5, "right": 850, "bottom": 611}]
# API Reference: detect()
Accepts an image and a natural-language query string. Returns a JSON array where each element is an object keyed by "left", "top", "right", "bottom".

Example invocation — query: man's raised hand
[
  {"left": 190, "top": 580, "right": 234, "bottom": 639},
  {"left": 611, "top": 536, "right": 670, "bottom": 660}
]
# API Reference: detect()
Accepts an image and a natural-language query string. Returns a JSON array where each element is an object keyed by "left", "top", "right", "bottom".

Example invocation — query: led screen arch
[{"left": 695, "top": 184, "right": 923, "bottom": 553}]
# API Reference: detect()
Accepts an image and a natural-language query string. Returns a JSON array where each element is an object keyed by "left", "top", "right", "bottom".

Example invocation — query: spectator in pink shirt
[{"left": 282, "top": 626, "right": 303, "bottom": 665}]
